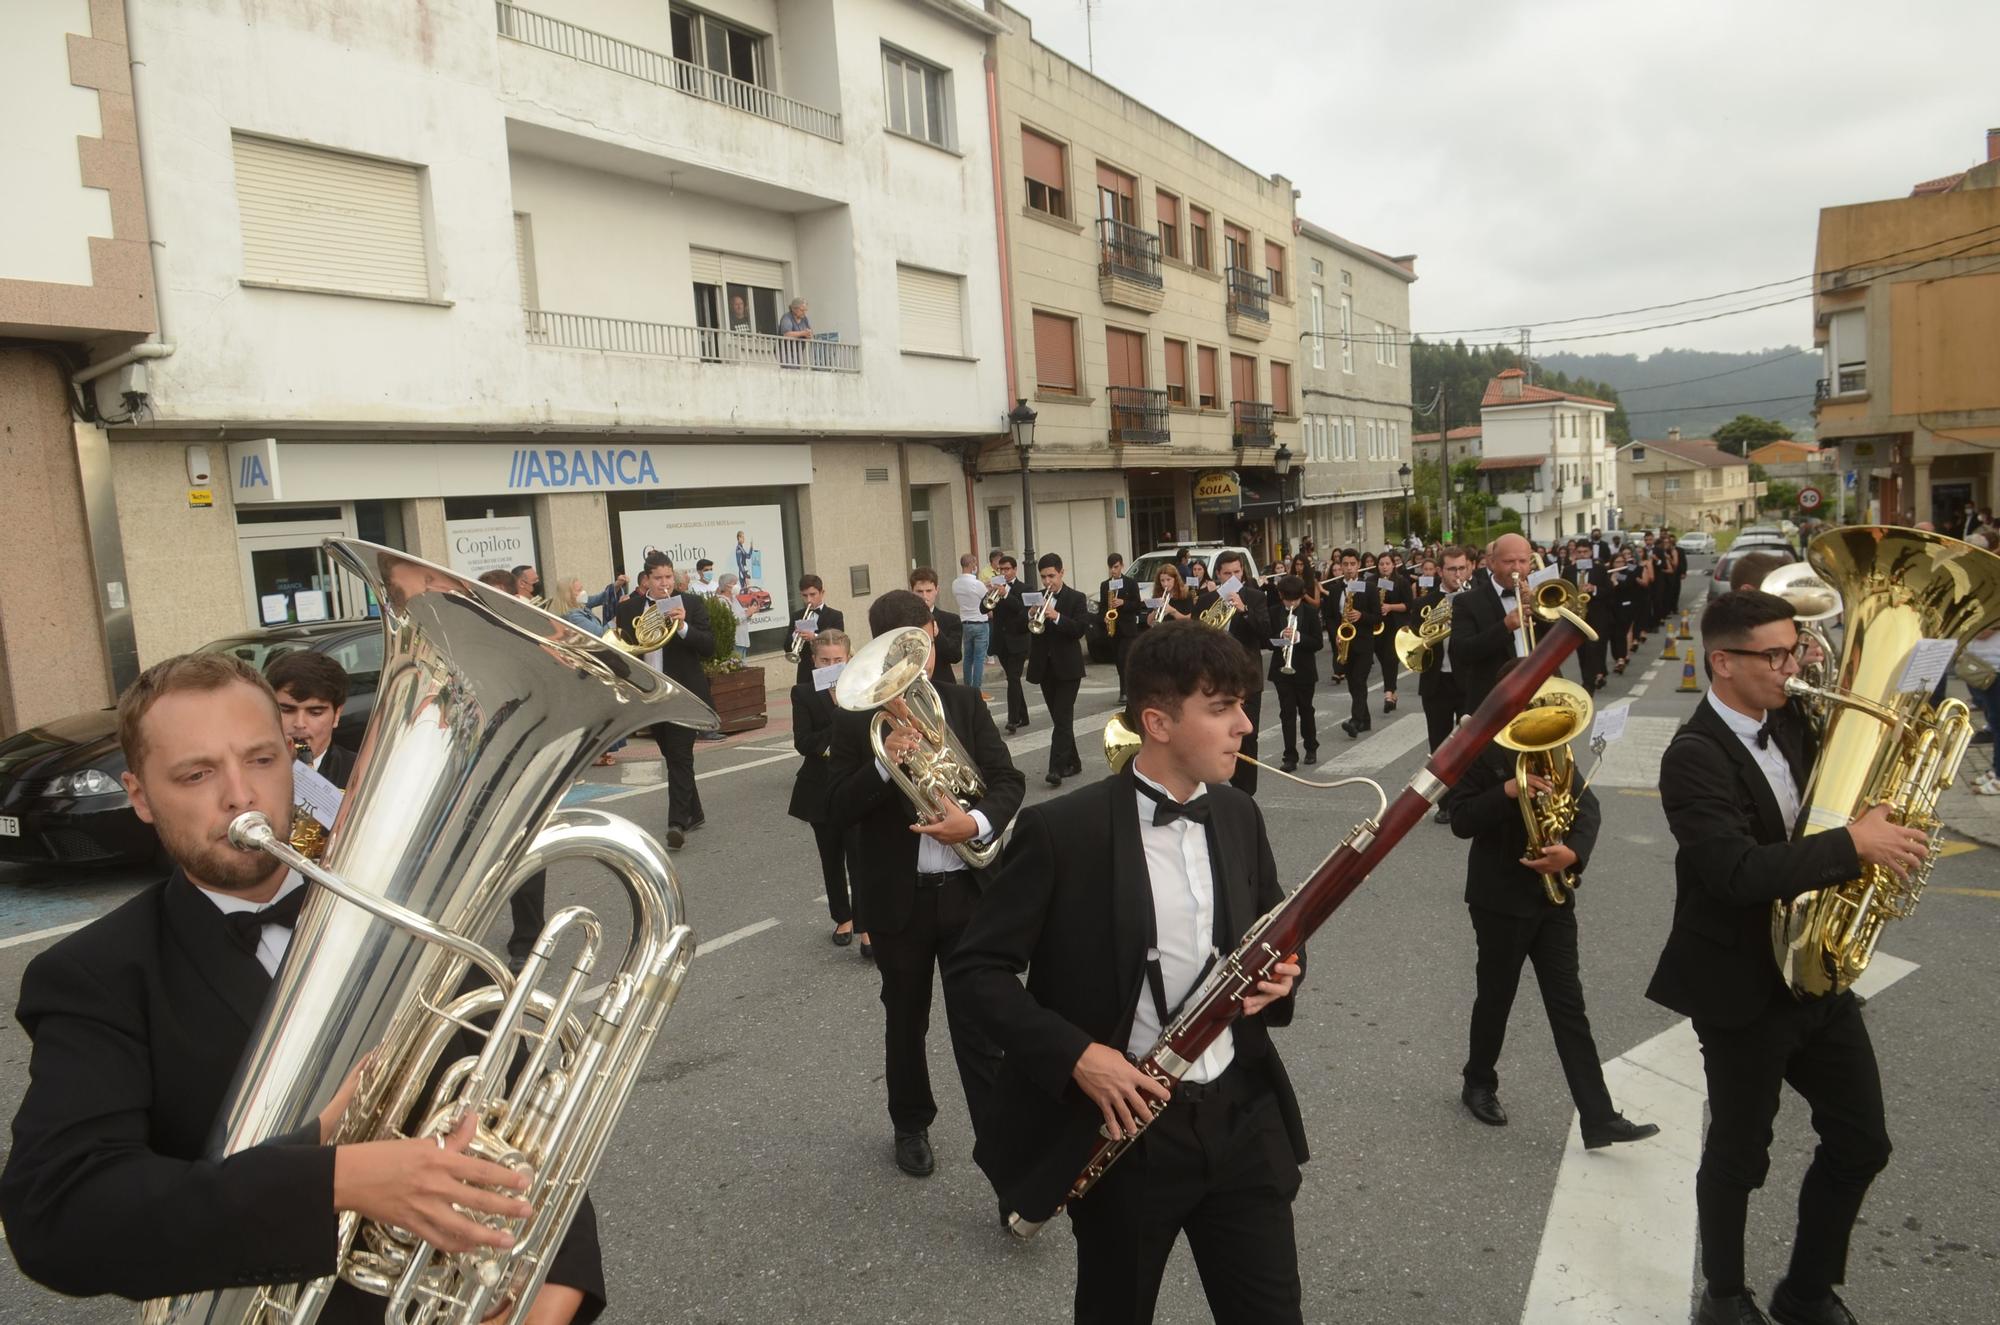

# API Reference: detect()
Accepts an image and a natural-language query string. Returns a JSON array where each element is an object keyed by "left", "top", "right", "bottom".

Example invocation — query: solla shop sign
[{"left": 510, "top": 447, "right": 660, "bottom": 489}]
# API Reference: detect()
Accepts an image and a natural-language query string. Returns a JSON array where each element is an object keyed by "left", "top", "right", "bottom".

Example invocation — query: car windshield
[{"left": 200, "top": 630, "right": 385, "bottom": 696}]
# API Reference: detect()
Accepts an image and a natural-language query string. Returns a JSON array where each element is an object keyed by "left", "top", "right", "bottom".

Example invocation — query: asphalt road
[{"left": 2, "top": 564, "right": 1996, "bottom": 1324}]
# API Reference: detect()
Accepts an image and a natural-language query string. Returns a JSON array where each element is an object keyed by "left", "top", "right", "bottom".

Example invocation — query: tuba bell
[
  {"left": 835, "top": 626, "right": 1009, "bottom": 868},
  {"left": 147, "top": 540, "right": 716, "bottom": 1325},
  {"left": 1772, "top": 526, "right": 2000, "bottom": 997},
  {"left": 1493, "top": 677, "right": 1597, "bottom": 905}
]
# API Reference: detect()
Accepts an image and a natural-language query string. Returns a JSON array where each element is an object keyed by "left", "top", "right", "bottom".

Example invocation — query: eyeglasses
[{"left": 1717, "top": 643, "right": 1809, "bottom": 671}]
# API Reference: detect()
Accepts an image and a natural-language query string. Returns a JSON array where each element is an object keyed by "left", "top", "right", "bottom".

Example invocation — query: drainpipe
[{"left": 980, "top": 34, "right": 1019, "bottom": 560}]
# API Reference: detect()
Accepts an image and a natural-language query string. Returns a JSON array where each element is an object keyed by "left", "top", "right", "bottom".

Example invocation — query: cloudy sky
[{"left": 1008, "top": 0, "right": 2000, "bottom": 360}]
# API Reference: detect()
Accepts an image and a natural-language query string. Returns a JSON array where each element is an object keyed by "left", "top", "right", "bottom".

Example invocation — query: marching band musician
[
  {"left": 1415, "top": 546, "right": 1472, "bottom": 825},
  {"left": 946, "top": 622, "right": 1307, "bottom": 1324},
  {"left": 1193, "top": 550, "right": 1271, "bottom": 794},
  {"left": 1368, "top": 551, "right": 1409, "bottom": 715},
  {"left": 825, "top": 591, "right": 1025, "bottom": 1179},
  {"left": 789, "top": 574, "right": 846, "bottom": 689},
  {"left": 615, "top": 552, "right": 713, "bottom": 849},
  {"left": 1099, "top": 552, "right": 1143, "bottom": 705},
  {"left": 1450, "top": 661, "right": 1658, "bottom": 1150},
  {"left": 909, "top": 567, "right": 963, "bottom": 686},
  {"left": 1566, "top": 538, "right": 1615, "bottom": 692},
  {"left": 1135, "top": 564, "right": 1195, "bottom": 633},
  {"left": 1267, "top": 574, "right": 1323, "bottom": 771},
  {"left": 1446, "top": 532, "right": 1534, "bottom": 711},
  {"left": 990, "top": 555, "right": 1035, "bottom": 734},
  {"left": 789, "top": 630, "right": 862, "bottom": 950},
  {"left": 0, "top": 655, "right": 603, "bottom": 1324},
  {"left": 1652, "top": 591, "right": 1928, "bottom": 1325},
  {"left": 1027, "top": 553, "right": 1092, "bottom": 788},
  {"left": 1325, "top": 548, "right": 1380, "bottom": 739}
]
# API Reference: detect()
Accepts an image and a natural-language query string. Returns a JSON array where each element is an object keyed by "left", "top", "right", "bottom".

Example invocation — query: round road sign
[{"left": 1798, "top": 486, "right": 1823, "bottom": 511}]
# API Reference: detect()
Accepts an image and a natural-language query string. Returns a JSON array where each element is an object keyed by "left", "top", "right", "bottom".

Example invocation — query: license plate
[{"left": 0, "top": 816, "right": 17, "bottom": 837}]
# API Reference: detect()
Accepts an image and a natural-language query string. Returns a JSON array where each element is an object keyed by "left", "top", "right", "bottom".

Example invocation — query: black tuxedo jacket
[
  {"left": 790, "top": 604, "right": 845, "bottom": 687},
  {"left": 1647, "top": 697, "right": 1859, "bottom": 1027},
  {"left": 944, "top": 767, "right": 1306, "bottom": 1214},
  {"left": 824, "top": 680, "right": 1025, "bottom": 935},
  {"left": 1267, "top": 600, "right": 1324, "bottom": 684},
  {"left": 614, "top": 591, "right": 715, "bottom": 706},
  {"left": 787, "top": 682, "right": 838, "bottom": 823},
  {"left": 1195, "top": 583, "right": 1272, "bottom": 666},
  {"left": 991, "top": 579, "right": 1031, "bottom": 658},
  {"left": 1321, "top": 578, "right": 1380, "bottom": 644},
  {"left": 1099, "top": 575, "right": 1142, "bottom": 629},
  {"left": 1025, "top": 584, "right": 1090, "bottom": 684},
  {"left": 317, "top": 741, "right": 357, "bottom": 791},
  {"left": 1570, "top": 562, "right": 1615, "bottom": 634},
  {"left": 930, "top": 606, "right": 962, "bottom": 686},
  {"left": 1447, "top": 572, "right": 1517, "bottom": 710},
  {"left": 1451, "top": 746, "right": 1602, "bottom": 917}
]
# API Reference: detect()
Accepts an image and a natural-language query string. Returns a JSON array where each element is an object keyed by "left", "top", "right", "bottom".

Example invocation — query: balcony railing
[
  {"left": 1107, "top": 386, "right": 1169, "bottom": 444},
  {"left": 1097, "top": 218, "right": 1163, "bottom": 287},
  {"left": 1232, "top": 400, "right": 1274, "bottom": 444},
  {"left": 1225, "top": 266, "right": 1270, "bottom": 320},
  {"left": 526, "top": 309, "right": 861, "bottom": 372},
  {"left": 496, "top": 3, "right": 843, "bottom": 142}
]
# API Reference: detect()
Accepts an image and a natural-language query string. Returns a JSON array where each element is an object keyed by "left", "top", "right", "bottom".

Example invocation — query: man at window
[{"left": 728, "top": 293, "right": 753, "bottom": 335}]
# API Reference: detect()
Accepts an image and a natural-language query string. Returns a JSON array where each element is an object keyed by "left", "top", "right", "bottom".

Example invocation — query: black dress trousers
[
  {"left": 1462, "top": 903, "right": 1614, "bottom": 1127},
  {"left": 1274, "top": 676, "right": 1316, "bottom": 759},
  {"left": 1042, "top": 678, "right": 1082, "bottom": 775},
  {"left": 1000, "top": 650, "right": 1031, "bottom": 727},
  {"left": 1343, "top": 644, "right": 1375, "bottom": 729},
  {"left": 651, "top": 721, "right": 703, "bottom": 831},
  {"left": 873, "top": 872, "right": 1001, "bottom": 1137}
]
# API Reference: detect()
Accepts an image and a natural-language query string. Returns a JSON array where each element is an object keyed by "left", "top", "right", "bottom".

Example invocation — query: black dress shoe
[
  {"left": 685, "top": 814, "right": 706, "bottom": 832},
  {"left": 1045, "top": 770, "right": 1063, "bottom": 787},
  {"left": 1341, "top": 720, "right": 1357, "bottom": 739},
  {"left": 665, "top": 827, "right": 686, "bottom": 849},
  {"left": 1461, "top": 1083, "right": 1508, "bottom": 1126},
  {"left": 1280, "top": 754, "right": 1299, "bottom": 772},
  {"left": 859, "top": 939, "right": 874, "bottom": 962},
  {"left": 1383, "top": 698, "right": 1397, "bottom": 713},
  {"left": 1302, "top": 745, "right": 1319, "bottom": 765},
  {"left": 1581, "top": 1113, "right": 1661, "bottom": 1149},
  {"left": 831, "top": 928, "right": 853, "bottom": 947},
  {"left": 1695, "top": 1290, "right": 1772, "bottom": 1325},
  {"left": 894, "top": 1128, "right": 936, "bottom": 1177},
  {"left": 1769, "top": 1281, "right": 1858, "bottom": 1325},
  {"left": 1004, "top": 722, "right": 1021, "bottom": 735}
]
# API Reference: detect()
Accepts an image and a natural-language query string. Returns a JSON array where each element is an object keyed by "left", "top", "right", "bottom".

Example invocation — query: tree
[
  {"left": 1761, "top": 480, "right": 1802, "bottom": 512},
  {"left": 1712, "top": 413, "right": 1794, "bottom": 457}
]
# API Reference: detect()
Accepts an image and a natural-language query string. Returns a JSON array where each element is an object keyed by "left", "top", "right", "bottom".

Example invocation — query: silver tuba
[
  {"left": 146, "top": 540, "right": 716, "bottom": 1325},
  {"left": 834, "top": 626, "right": 1007, "bottom": 868}
]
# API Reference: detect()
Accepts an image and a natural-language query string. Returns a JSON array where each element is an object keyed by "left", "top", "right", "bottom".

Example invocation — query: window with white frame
[
  {"left": 883, "top": 46, "right": 954, "bottom": 149},
  {"left": 1367, "top": 419, "right": 1379, "bottom": 460},
  {"left": 1390, "top": 422, "right": 1400, "bottom": 458},
  {"left": 1310, "top": 284, "right": 1325, "bottom": 370},
  {"left": 1829, "top": 308, "right": 1867, "bottom": 393},
  {"left": 1373, "top": 324, "right": 1384, "bottom": 366},
  {"left": 1339, "top": 295, "right": 1354, "bottom": 373},
  {"left": 1344, "top": 416, "right": 1356, "bottom": 460},
  {"left": 1340, "top": 269, "right": 1352, "bottom": 286}
]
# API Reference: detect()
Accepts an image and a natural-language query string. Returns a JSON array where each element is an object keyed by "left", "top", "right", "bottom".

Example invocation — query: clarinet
[{"left": 1003, "top": 611, "right": 1594, "bottom": 1238}]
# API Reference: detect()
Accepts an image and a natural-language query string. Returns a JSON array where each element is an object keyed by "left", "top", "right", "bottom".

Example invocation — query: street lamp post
[
  {"left": 1524, "top": 487, "right": 1536, "bottom": 546},
  {"left": 1008, "top": 398, "right": 1037, "bottom": 567},
  {"left": 1397, "top": 461, "right": 1412, "bottom": 543},
  {"left": 1272, "top": 443, "right": 1295, "bottom": 562}
]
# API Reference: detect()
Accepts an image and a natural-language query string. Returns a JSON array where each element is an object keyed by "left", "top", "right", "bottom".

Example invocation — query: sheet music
[
  {"left": 812, "top": 662, "right": 845, "bottom": 692},
  {"left": 292, "top": 759, "right": 343, "bottom": 830}
]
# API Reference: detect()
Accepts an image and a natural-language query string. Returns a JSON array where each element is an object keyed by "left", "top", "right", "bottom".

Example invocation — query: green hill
[{"left": 1537, "top": 347, "right": 1821, "bottom": 441}]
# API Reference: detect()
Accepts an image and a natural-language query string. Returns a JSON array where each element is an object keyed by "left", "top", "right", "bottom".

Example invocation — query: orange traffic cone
[
  {"left": 1677, "top": 657, "right": 1701, "bottom": 692},
  {"left": 1662, "top": 631, "right": 1680, "bottom": 660},
  {"left": 1678, "top": 610, "right": 1693, "bottom": 640}
]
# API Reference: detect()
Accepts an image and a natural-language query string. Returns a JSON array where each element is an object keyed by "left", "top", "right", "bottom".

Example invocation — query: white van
[{"left": 1128, "top": 545, "right": 1263, "bottom": 594}]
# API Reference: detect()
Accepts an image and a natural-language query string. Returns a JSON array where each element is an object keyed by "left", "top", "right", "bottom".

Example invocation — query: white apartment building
[
  {"left": 86, "top": 0, "right": 1008, "bottom": 662},
  {"left": 1292, "top": 219, "right": 1417, "bottom": 553},
  {"left": 1475, "top": 369, "right": 1614, "bottom": 546}
]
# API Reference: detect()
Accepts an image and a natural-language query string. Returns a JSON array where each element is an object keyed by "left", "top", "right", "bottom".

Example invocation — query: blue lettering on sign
[
  {"left": 507, "top": 447, "right": 660, "bottom": 490},
  {"left": 239, "top": 455, "right": 270, "bottom": 489}
]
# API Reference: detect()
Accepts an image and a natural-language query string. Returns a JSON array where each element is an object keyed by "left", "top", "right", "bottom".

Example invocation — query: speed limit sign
[{"left": 1798, "top": 486, "right": 1823, "bottom": 511}]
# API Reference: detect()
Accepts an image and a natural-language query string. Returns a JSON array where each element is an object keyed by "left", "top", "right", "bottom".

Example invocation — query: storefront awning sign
[{"left": 1193, "top": 469, "right": 1243, "bottom": 515}]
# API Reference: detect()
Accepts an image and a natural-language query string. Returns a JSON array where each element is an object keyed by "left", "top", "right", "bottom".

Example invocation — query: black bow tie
[
  {"left": 1755, "top": 714, "right": 1782, "bottom": 750},
  {"left": 1499, "top": 588, "right": 1517, "bottom": 599},
  {"left": 1136, "top": 779, "right": 1212, "bottom": 828},
  {"left": 223, "top": 886, "right": 306, "bottom": 955}
]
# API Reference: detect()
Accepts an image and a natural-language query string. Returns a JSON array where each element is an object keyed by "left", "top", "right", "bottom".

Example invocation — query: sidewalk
[{"left": 1943, "top": 769, "right": 2000, "bottom": 848}]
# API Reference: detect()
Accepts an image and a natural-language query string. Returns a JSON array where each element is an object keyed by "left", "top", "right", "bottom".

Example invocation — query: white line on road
[
  {"left": 597, "top": 750, "right": 800, "bottom": 800},
  {"left": 1520, "top": 952, "right": 1919, "bottom": 1325},
  {"left": 0, "top": 920, "right": 89, "bottom": 952},
  {"left": 581, "top": 916, "right": 780, "bottom": 1001}
]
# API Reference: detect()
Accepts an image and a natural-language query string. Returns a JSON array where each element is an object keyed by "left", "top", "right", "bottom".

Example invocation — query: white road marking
[
  {"left": 597, "top": 750, "right": 800, "bottom": 801},
  {"left": 1520, "top": 953, "right": 1919, "bottom": 1325},
  {"left": 1323, "top": 711, "right": 1430, "bottom": 773},
  {"left": 0, "top": 920, "right": 89, "bottom": 952},
  {"left": 580, "top": 916, "right": 779, "bottom": 1001},
  {"left": 1587, "top": 717, "right": 1682, "bottom": 788}
]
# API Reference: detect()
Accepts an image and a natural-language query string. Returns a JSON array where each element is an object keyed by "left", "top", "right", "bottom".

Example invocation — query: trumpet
[
  {"left": 981, "top": 580, "right": 1007, "bottom": 612},
  {"left": 785, "top": 610, "right": 819, "bottom": 665},
  {"left": 1280, "top": 608, "right": 1299, "bottom": 675},
  {"left": 1150, "top": 595, "right": 1170, "bottom": 624},
  {"left": 1028, "top": 590, "right": 1054, "bottom": 634}
]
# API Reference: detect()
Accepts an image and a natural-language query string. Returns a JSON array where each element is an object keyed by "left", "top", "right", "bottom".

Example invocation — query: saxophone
[{"left": 1773, "top": 527, "right": 2000, "bottom": 997}]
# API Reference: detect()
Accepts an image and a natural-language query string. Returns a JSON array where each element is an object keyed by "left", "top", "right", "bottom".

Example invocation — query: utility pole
[
  {"left": 1520, "top": 327, "right": 1534, "bottom": 385},
  {"left": 1083, "top": 0, "right": 1096, "bottom": 71}
]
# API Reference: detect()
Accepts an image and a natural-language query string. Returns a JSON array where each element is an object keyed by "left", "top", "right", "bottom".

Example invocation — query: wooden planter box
[{"left": 706, "top": 665, "right": 768, "bottom": 733}]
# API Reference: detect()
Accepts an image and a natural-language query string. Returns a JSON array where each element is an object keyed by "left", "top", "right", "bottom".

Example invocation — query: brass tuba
[
  {"left": 1773, "top": 526, "right": 2000, "bottom": 997},
  {"left": 1493, "top": 678, "right": 1597, "bottom": 905},
  {"left": 834, "top": 626, "right": 1008, "bottom": 868},
  {"left": 147, "top": 540, "right": 716, "bottom": 1325},
  {"left": 1759, "top": 561, "right": 1841, "bottom": 729}
]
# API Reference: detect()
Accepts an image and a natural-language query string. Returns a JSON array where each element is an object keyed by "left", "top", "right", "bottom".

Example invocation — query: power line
[
  {"left": 1612, "top": 348, "right": 1812, "bottom": 393},
  {"left": 1622, "top": 392, "right": 1815, "bottom": 419}
]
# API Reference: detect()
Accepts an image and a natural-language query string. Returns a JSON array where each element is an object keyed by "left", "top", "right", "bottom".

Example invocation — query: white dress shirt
[
  {"left": 1126, "top": 768, "right": 1233, "bottom": 1083},
  {"left": 1440, "top": 585, "right": 1461, "bottom": 674},
  {"left": 1706, "top": 689, "right": 1802, "bottom": 831},
  {"left": 200, "top": 869, "right": 308, "bottom": 978},
  {"left": 1492, "top": 577, "right": 1527, "bottom": 658},
  {"left": 951, "top": 573, "right": 988, "bottom": 622},
  {"left": 873, "top": 760, "right": 993, "bottom": 874}
]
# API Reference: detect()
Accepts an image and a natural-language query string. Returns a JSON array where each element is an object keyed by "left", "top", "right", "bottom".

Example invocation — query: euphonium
[
  {"left": 1773, "top": 526, "right": 2000, "bottom": 997},
  {"left": 148, "top": 541, "right": 715, "bottom": 1325},
  {"left": 1396, "top": 594, "right": 1454, "bottom": 672},
  {"left": 836, "top": 626, "right": 1008, "bottom": 868},
  {"left": 1493, "top": 678, "right": 1596, "bottom": 905}
]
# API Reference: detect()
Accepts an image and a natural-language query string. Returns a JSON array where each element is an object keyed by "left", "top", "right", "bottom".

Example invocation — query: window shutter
[
  {"left": 1197, "top": 347, "right": 1218, "bottom": 402},
  {"left": 689, "top": 247, "right": 724, "bottom": 285},
  {"left": 1155, "top": 191, "right": 1178, "bottom": 227},
  {"left": 1105, "top": 328, "right": 1145, "bottom": 388},
  {"left": 1271, "top": 362, "right": 1290, "bottom": 412},
  {"left": 1032, "top": 311, "right": 1077, "bottom": 392},
  {"left": 1022, "top": 129, "right": 1066, "bottom": 186},
  {"left": 233, "top": 134, "right": 429, "bottom": 298},
  {"left": 513, "top": 213, "right": 538, "bottom": 309},
  {"left": 722, "top": 254, "right": 786, "bottom": 290},
  {"left": 898, "top": 265, "right": 965, "bottom": 356},
  {"left": 1164, "top": 339, "right": 1186, "bottom": 393},
  {"left": 1230, "top": 353, "right": 1256, "bottom": 403}
]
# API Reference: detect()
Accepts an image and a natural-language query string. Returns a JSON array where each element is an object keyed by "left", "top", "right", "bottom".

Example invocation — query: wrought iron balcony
[
  {"left": 1815, "top": 376, "right": 1830, "bottom": 402},
  {"left": 1108, "top": 386, "right": 1170, "bottom": 444},
  {"left": 1097, "top": 218, "right": 1163, "bottom": 288},
  {"left": 1225, "top": 266, "right": 1270, "bottom": 321},
  {"left": 526, "top": 309, "right": 861, "bottom": 372},
  {"left": 1232, "top": 400, "right": 1274, "bottom": 444},
  {"left": 496, "top": 2, "right": 843, "bottom": 142}
]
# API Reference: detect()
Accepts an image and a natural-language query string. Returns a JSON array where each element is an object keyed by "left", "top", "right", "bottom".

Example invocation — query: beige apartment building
[
  {"left": 1615, "top": 433, "right": 1762, "bottom": 531},
  {"left": 1292, "top": 219, "right": 1417, "bottom": 552},
  {"left": 974, "top": 1, "right": 1299, "bottom": 573}
]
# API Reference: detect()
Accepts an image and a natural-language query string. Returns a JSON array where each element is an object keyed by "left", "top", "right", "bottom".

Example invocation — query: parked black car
[{"left": 0, "top": 621, "right": 382, "bottom": 871}]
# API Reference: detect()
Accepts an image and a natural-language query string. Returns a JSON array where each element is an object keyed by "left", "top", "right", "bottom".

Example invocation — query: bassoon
[{"left": 1004, "top": 611, "right": 1594, "bottom": 1237}]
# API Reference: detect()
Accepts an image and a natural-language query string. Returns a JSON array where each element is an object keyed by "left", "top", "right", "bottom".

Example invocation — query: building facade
[
  {"left": 979, "top": 1, "right": 1300, "bottom": 573},
  {"left": 74, "top": 0, "right": 1010, "bottom": 676},
  {"left": 1812, "top": 128, "right": 2000, "bottom": 528},
  {"left": 1614, "top": 433, "right": 1760, "bottom": 531},
  {"left": 1292, "top": 219, "right": 1417, "bottom": 553},
  {"left": 0, "top": 0, "right": 160, "bottom": 733},
  {"left": 1474, "top": 369, "right": 1613, "bottom": 545}
]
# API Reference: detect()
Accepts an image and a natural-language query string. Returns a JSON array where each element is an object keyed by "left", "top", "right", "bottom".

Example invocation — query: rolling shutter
[
  {"left": 513, "top": 213, "right": 538, "bottom": 308},
  {"left": 1105, "top": 328, "right": 1145, "bottom": 389},
  {"left": 689, "top": 248, "right": 724, "bottom": 286},
  {"left": 1032, "top": 311, "right": 1077, "bottom": 393},
  {"left": 1197, "top": 347, "right": 1218, "bottom": 404},
  {"left": 1164, "top": 338, "right": 1186, "bottom": 399},
  {"left": 1270, "top": 361, "right": 1291, "bottom": 413},
  {"left": 898, "top": 265, "right": 965, "bottom": 356},
  {"left": 232, "top": 134, "right": 429, "bottom": 298},
  {"left": 1022, "top": 128, "right": 1066, "bottom": 187},
  {"left": 723, "top": 253, "right": 785, "bottom": 289}
]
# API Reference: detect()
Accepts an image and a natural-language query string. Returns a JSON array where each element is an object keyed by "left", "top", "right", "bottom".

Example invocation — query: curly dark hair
[{"left": 1125, "top": 620, "right": 1261, "bottom": 724}]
